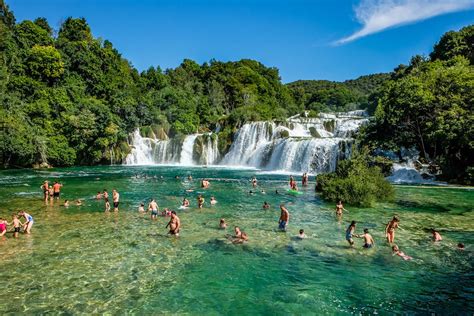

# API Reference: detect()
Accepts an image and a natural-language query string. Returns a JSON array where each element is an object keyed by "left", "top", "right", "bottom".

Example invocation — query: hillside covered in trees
[{"left": 0, "top": 0, "right": 472, "bottom": 183}]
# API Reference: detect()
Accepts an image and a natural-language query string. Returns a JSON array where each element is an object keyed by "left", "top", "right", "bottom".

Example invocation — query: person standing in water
[
  {"left": 41, "top": 180, "right": 49, "bottom": 202},
  {"left": 355, "top": 228, "right": 375, "bottom": 249},
  {"left": 302, "top": 173, "right": 309, "bottom": 187},
  {"left": 52, "top": 181, "right": 63, "bottom": 200},
  {"left": 197, "top": 195, "right": 205, "bottom": 209},
  {"left": 166, "top": 211, "right": 180, "bottom": 236},
  {"left": 18, "top": 211, "right": 34, "bottom": 234},
  {"left": 346, "top": 221, "right": 357, "bottom": 246},
  {"left": 112, "top": 189, "right": 120, "bottom": 212},
  {"left": 103, "top": 189, "right": 109, "bottom": 203},
  {"left": 279, "top": 204, "right": 290, "bottom": 231},
  {"left": 148, "top": 199, "right": 159, "bottom": 220},
  {"left": 251, "top": 177, "right": 258, "bottom": 188},
  {"left": 10, "top": 214, "right": 23, "bottom": 238},
  {"left": 182, "top": 198, "right": 190, "bottom": 207},
  {"left": 0, "top": 218, "right": 7, "bottom": 237},
  {"left": 385, "top": 216, "right": 400, "bottom": 243},
  {"left": 336, "top": 200, "right": 347, "bottom": 217}
]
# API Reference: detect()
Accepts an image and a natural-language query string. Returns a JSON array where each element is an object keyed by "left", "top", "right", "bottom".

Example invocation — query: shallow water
[{"left": 0, "top": 166, "right": 473, "bottom": 314}]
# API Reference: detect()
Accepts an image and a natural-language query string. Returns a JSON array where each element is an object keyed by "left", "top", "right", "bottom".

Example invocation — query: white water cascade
[
  {"left": 180, "top": 134, "right": 200, "bottom": 165},
  {"left": 222, "top": 111, "right": 367, "bottom": 173},
  {"left": 125, "top": 111, "right": 367, "bottom": 172}
]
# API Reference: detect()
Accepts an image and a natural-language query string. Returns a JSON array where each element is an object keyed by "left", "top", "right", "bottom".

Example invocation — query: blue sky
[{"left": 8, "top": 0, "right": 474, "bottom": 82}]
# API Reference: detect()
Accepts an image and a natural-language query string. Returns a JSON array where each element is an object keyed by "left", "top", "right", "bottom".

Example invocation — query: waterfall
[
  {"left": 180, "top": 134, "right": 200, "bottom": 165},
  {"left": 124, "top": 111, "right": 367, "bottom": 172}
]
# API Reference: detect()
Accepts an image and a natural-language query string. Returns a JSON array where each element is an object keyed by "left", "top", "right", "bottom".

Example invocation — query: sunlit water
[{"left": 0, "top": 166, "right": 473, "bottom": 314}]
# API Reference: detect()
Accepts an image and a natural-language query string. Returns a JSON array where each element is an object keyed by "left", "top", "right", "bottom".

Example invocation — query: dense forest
[{"left": 0, "top": 0, "right": 472, "bottom": 183}]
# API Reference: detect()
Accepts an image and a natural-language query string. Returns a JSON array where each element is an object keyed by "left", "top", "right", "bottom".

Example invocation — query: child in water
[
  {"left": 64, "top": 200, "right": 69, "bottom": 207},
  {"left": 0, "top": 218, "right": 7, "bottom": 237},
  {"left": 11, "top": 214, "right": 23, "bottom": 238},
  {"left": 297, "top": 229, "right": 307, "bottom": 239},
  {"left": 392, "top": 244, "right": 412, "bottom": 260},
  {"left": 138, "top": 203, "right": 145, "bottom": 213},
  {"left": 210, "top": 196, "right": 217, "bottom": 205},
  {"left": 431, "top": 229, "right": 442, "bottom": 242},
  {"left": 105, "top": 200, "right": 111, "bottom": 212},
  {"left": 219, "top": 219, "right": 227, "bottom": 229}
]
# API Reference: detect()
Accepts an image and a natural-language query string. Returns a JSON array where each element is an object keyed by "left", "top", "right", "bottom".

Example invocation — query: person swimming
[
  {"left": 431, "top": 229, "right": 442, "bottom": 242},
  {"left": 345, "top": 221, "right": 356, "bottom": 246},
  {"left": 233, "top": 226, "right": 242, "bottom": 239},
  {"left": 251, "top": 177, "right": 258, "bottom": 188},
  {"left": 138, "top": 203, "right": 145, "bottom": 213},
  {"left": 385, "top": 216, "right": 400, "bottom": 243},
  {"left": 210, "top": 196, "right": 217, "bottom": 205},
  {"left": 233, "top": 232, "right": 249, "bottom": 244},
  {"left": 262, "top": 201, "right": 270, "bottom": 209},
  {"left": 392, "top": 244, "right": 412, "bottom": 260},
  {"left": 182, "top": 198, "right": 190, "bottom": 207},
  {"left": 297, "top": 229, "right": 307, "bottom": 239},
  {"left": 457, "top": 243, "right": 465, "bottom": 250},
  {"left": 219, "top": 219, "right": 227, "bottom": 229},
  {"left": 96, "top": 192, "right": 103, "bottom": 199},
  {"left": 64, "top": 200, "right": 70, "bottom": 207},
  {"left": 75, "top": 200, "right": 83, "bottom": 206}
]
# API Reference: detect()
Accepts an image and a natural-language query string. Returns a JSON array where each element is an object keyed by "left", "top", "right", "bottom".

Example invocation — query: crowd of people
[{"left": 0, "top": 173, "right": 466, "bottom": 257}]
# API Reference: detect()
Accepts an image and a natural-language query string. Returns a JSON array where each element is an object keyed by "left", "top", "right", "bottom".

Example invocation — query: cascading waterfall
[{"left": 125, "top": 110, "right": 368, "bottom": 172}]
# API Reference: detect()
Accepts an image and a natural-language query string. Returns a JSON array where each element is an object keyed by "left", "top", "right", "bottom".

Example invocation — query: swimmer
[
  {"left": 248, "top": 190, "right": 254, "bottom": 196},
  {"left": 233, "top": 232, "right": 249, "bottom": 244},
  {"left": 75, "top": 200, "right": 83, "bottom": 206},
  {"left": 148, "top": 199, "right": 159, "bottom": 220},
  {"left": 355, "top": 228, "right": 375, "bottom": 249},
  {"left": 251, "top": 177, "right": 258, "bottom": 188},
  {"left": 64, "top": 200, "right": 69, "bottom": 207},
  {"left": 175, "top": 175, "right": 180, "bottom": 180},
  {"left": 233, "top": 226, "right": 242, "bottom": 238},
  {"left": 18, "top": 211, "right": 34, "bottom": 234},
  {"left": 182, "top": 198, "right": 190, "bottom": 207},
  {"left": 392, "top": 244, "right": 412, "bottom": 260},
  {"left": 166, "top": 211, "right": 180, "bottom": 236},
  {"left": 197, "top": 195, "right": 205, "bottom": 209},
  {"left": 345, "top": 221, "right": 356, "bottom": 246},
  {"left": 10, "top": 214, "right": 23, "bottom": 238},
  {"left": 297, "top": 229, "right": 307, "bottom": 239},
  {"left": 279, "top": 204, "right": 290, "bottom": 231},
  {"left": 431, "top": 229, "right": 442, "bottom": 242},
  {"left": 457, "top": 243, "right": 465, "bottom": 250},
  {"left": 219, "top": 219, "right": 227, "bottom": 229},
  {"left": 96, "top": 191, "right": 103, "bottom": 199},
  {"left": 0, "top": 218, "right": 7, "bottom": 237},
  {"left": 210, "top": 196, "right": 217, "bottom": 205},
  {"left": 262, "top": 201, "right": 270, "bottom": 209},
  {"left": 162, "top": 208, "right": 172, "bottom": 217},
  {"left": 260, "top": 189, "right": 266, "bottom": 195},
  {"left": 385, "top": 216, "right": 400, "bottom": 243},
  {"left": 138, "top": 203, "right": 145, "bottom": 213},
  {"left": 112, "top": 189, "right": 120, "bottom": 212},
  {"left": 41, "top": 180, "right": 49, "bottom": 202},
  {"left": 52, "top": 181, "right": 63, "bottom": 200},
  {"left": 201, "top": 179, "right": 210, "bottom": 188},
  {"left": 105, "top": 200, "right": 111, "bottom": 212},
  {"left": 188, "top": 175, "right": 193, "bottom": 181},
  {"left": 275, "top": 190, "right": 280, "bottom": 195}
]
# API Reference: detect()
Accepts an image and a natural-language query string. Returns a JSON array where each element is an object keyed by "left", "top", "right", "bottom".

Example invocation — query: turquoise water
[{"left": 0, "top": 166, "right": 473, "bottom": 314}]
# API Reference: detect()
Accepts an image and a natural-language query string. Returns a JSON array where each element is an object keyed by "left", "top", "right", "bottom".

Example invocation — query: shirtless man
[
  {"left": 431, "top": 229, "right": 442, "bottom": 242},
  {"left": 166, "top": 211, "right": 180, "bottom": 236},
  {"left": 355, "top": 228, "right": 375, "bottom": 249},
  {"left": 18, "top": 211, "right": 34, "bottom": 234},
  {"left": 197, "top": 195, "right": 205, "bottom": 209},
  {"left": 41, "top": 180, "right": 49, "bottom": 202},
  {"left": 279, "top": 204, "right": 290, "bottom": 231},
  {"left": 52, "top": 181, "right": 63, "bottom": 200},
  {"left": 385, "top": 216, "right": 400, "bottom": 243},
  {"left": 112, "top": 189, "right": 120, "bottom": 212},
  {"left": 103, "top": 189, "right": 109, "bottom": 203},
  {"left": 148, "top": 199, "right": 159, "bottom": 220},
  {"left": 345, "top": 221, "right": 357, "bottom": 246}
]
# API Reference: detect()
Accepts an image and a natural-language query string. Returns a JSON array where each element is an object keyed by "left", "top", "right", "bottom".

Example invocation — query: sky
[{"left": 8, "top": 0, "right": 474, "bottom": 83}]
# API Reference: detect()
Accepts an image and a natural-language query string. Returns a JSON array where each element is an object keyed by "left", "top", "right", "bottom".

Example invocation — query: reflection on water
[{"left": 0, "top": 166, "right": 473, "bottom": 314}]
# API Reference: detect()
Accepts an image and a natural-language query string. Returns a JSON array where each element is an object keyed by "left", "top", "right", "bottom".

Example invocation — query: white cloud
[{"left": 336, "top": 0, "right": 474, "bottom": 44}]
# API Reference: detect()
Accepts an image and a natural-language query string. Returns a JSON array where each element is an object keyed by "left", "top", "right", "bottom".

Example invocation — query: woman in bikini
[{"left": 385, "top": 216, "right": 400, "bottom": 243}]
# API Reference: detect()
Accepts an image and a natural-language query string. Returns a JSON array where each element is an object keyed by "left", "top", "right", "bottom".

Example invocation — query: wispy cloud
[{"left": 336, "top": 0, "right": 474, "bottom": 44}]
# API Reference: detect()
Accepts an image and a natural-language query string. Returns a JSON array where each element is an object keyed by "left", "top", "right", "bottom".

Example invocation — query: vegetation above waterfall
[
  {"left": 360, "top": 25, "right": 474, "bottom": 184},
  {"left": 316, "top": 150, "right": 395, "bottom": 207}
]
